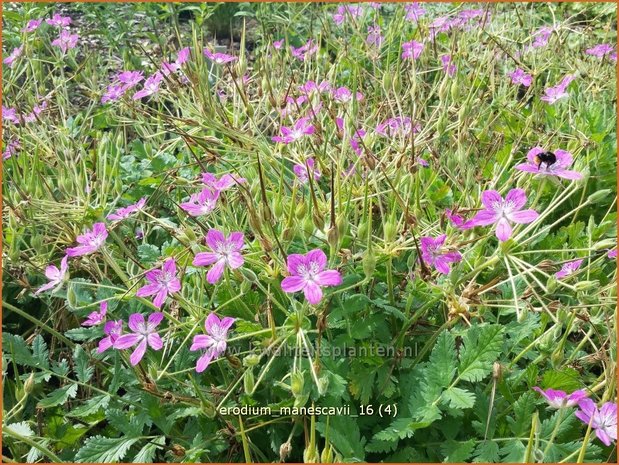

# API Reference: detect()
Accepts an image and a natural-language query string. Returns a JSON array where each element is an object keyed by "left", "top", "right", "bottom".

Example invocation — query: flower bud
[
  {"left": 321, "top": 445, "right": 333, "bottom": 464},
  {"left": 291, "top": 371, "right": 304, "bottom": 397},
  {"left": 279, "top": 442, "right": 292, "bottom": 462},
  {"left": 243, "top": 354, "right": 261, "bottom": 367},
  {"left": 304, "top": 445, "right": 319, "bottom": 463},
  {"left": 243, "top": 369, "right": 255, "bottom": 394},
  {"left": 273, "top": 198, "right": 283, "bottom": 217},
  {"left": 574, "top": 280, "right": 598, "bottom": 291},
  {"left": 363, "top": 250, "right": 376, "bottom": 279},
  {"left": 302, "top": 217, "right": 314, "bottom": 236},
  {"left": 317, "top": 376, "right": 329, "bottom": 396},
  {"left": 24, "top": 372, "right": 35, "bottom": 394},
  {"left": 295, "top": 202, "right": 307, "bottom": 219},
  {"left": 240, "top": 268, "right": 258, "bottom": 283},
  {"left": 327, "top": 226, "right": 339, "bottom": 250},
  {"left": 312, "top": 211, "right": 325, "bottom": 230},
  {"left": 588, "top": 189, "right": 611, "bottom": 204},
  {"left": 384, "top": 221, "right": 397, "bottom": 242}
]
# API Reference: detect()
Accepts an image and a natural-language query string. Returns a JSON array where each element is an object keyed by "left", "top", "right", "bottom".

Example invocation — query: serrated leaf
[
  {"left": 74, "top": 345, "right": 94, "bottom": 383},
  {"left": 37, "top": 384, "right": 78, "bottom": 408},
  {"left": 133, "top": 436, "right": 165, "bottom": 463},
  {"left": 316, "top": 416, "right": 365, "bottom": 461},
  {"left": 428, "top": 330, "right": 457, "bottom": 387},
  {"left": 499, "top": 440, "right": 526, "bottom": 462},
  {"left": 4, "top": 421, "right": 34, "bottom": 437},
  {"left": 31, "top": 335, "right": 50, "bottom": 369},
  {"left": 458, "top": 325, "right": 504, "bottom": 382},
  {"left": 75, "top": 436, "right": 140, "bottom": 463},
  {"left": 473, "top": 440, "right": 500, "bottom": 463},
  {"left": 441, "top": 439, "right": 476, "bottom": 462},
  {"left": 442, "top": 387, "right": 476, "bottom": 410}
]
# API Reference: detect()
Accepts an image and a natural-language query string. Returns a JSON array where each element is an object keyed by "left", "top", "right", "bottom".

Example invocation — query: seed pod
[
  {"left": 295, "top": 201, "right": 307, "bottom": 219},
  {"left": 321, "top": 446, "right": 333, "bottom": 464},
  {"left": 336, "top": 215, "right": 348, "bottom": 238},
  {"left": 363, "top": 250, "right": 376, "bottom": 278},
  {"left": 24, "top": 372, "right": 35, "bottom": 394},
  {"left": 438, "top": 77, "right": 449, "bottom": 101},
  {"left": 302, "top": 217, "right": 314, "bottom": 236},
  {"left": 282, "top": 226, "right": 295, "bottom": 241},
  {"left": 243, "top": 369, "right": 255, "bottom": 394},
  {"left": 384, "top": 221, "right": 397, "bottom": 242},
  {"left": 279, "top": 442, "right": 292, "bottom": 462},
  {"left": 273, "top": 198, "right": 283, "bottom": 217},
  {"left": 291, "top": 371, "right": 304, "bottom": 397},
  {"left": 312, "top": 211, "right": 325, "bottom": 230},
  {"left": 450, "top": 79, "right": 459, "bottom": 100},
  {"left": 357, "top": 220, "right": 369, "bottom": 241},
  {"left": 304, "top": 446, "right": 319, "bottom": 464},
  {"left": 327, "top": 226, "right": 339, "bottom": 250}
]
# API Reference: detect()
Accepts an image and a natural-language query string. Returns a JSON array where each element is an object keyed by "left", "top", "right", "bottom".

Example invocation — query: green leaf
[
  {"left": 32, "top": 335, "right": 50, "bottom": 369},
  {"left": 316, "top": 416, "right": 365, "bottom": 461},
  {"left": 541, "top": 368, "right": 582, "bottom": 392},
  {"left": 38, "top": 384, "right": 78, "bottom": 408},
  {"left": 74, "top": 345, "right": 94, "bottom": 383},
  {"left": 442, "top": 387, "right": 476, "bottom": 410},
  {"left": 473, "top": 440, "right": 500, "bottom": 463},
  {"left": 137, "top": 244, "right": 160, "bottom": 265},
  {"left": 428, "top": 330, "right": 457, "bottom": 387},
  {"left": 441, "top": 439, "right": 476, "bottom": 462},
  {"left": 458, "top": 325, "right": 504, "bottom": 382},
  {"left": 133, "top": 436, "right": 165, "bottom": 463},
  {"left": 75, "top": 436, "right": 140, "bottom": 463},
  {"left": 499, "top": 440, "right": 526, "bottom": 462}
]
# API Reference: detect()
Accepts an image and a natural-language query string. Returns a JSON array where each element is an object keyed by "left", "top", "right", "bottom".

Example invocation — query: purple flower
[
  {"left": 101, "top": 84, "right": 126, "bottom": 104},
  {"left": 272, "top": 117, "right": 315, "bottom": 144},
  {"left": 376, "top": 116, "right": 420, "bottom": 137},
  {"left": 179, "top": 188, "right": 219, "bottom": 217},
  {"left": 441, "top": 55, "right": 456, "bottom": 77},
  {"left": 575, "top": 399, "right": 617, "bottom": 447},
  {"left": 515, "top": 147, "right": 582, "bottom": 180},
  {"left": 332, "top": 5, "right": 363, "bottom": 26},
  {"left": 22, "top": 19, "right": 42, "bottom": 32},
  {"left": 66, "top": 222, "right": 108, "bottom": 257},
  {"left": 35, "top": 255, "right": 69, "bottom": 295},
  {"left": 366, "top": 25, "right": 384, "bottom": 48},
  {"left": 555, "top": 259, "right": 583, "bottom": 279},
  {"left": 114, "top": 312, "right": 164, "bottom": 365},
  {"left": 46, "top": 14, "right": 72, "bottom": 28},
  {"left": 193, "top": 229, "right": 245, "bottom": 284},
  {"left": 293, "top": 158, "right": 321, "bottom": 184},
  {"left": 404, "top": 3, "right": 426, "bottom": 22},
  {"left": 273, "top": 39, "right": 285, "bottom": 50},
  {"left": 333, "top": 86, "right": 363, "bottom": 104},
  {"left": 201, "top": 173, "right": 246, "bottom": 191},
  {"left": 463, "top": 189, "right": 539, "bottom": 242},
  {"left": 160, "top": 61, "right": 180, "bottom": 76},
  {"left": 541, "top": 75, "right": 575, "bottom": 104},
  {"left": 420, "top": 235, "right": 462, "bottom": 275},
  {"left": 82, "top": 301, "right": 108, "bottom": 327},
  {"left": 281, "top": 249, "right": 342, "bottom": 305},
  {"left": 3, "top": 46, "right": 23, "bottom": 68},
  {"left": 530, "top": 26, "right": 552, "bottom": 48},
  {"left": 97, "top": 320, "right": 123, "bottom": 353},
  {"left": 176, "top": 47, "right": 191, "bottom": 65},
  {"left": 203, "top": 48, "right": 237, "bottom": 65},
  {"left": 133, "top": 72, "right": 163, "bottom": 100},
  {"left": 533, "top": 387, "right": 588, "bottom": 409},
  {"left": 508, "top": 68, "right": 532, "bottom": 87},
  {"left": 608, "top": 249, "right": 617, "bottom": 259},
  {"left": 585, "top": 43, "right": 614, "bottom": 58},
  {"left": 445, "top": 209, "right": 465, "bottom": 227},
  {"left": 136, "top": 258, "right": 181, "bottom": 308},
  {"left": 402, "top": 40, "right": 424, "bottom": 60},
  {"left": 107, "top": 197, "right": 147, "bottom": 221},
  {"left": 117, "top": 70, "right": 144, "bottom": 90},
  {"left": 3, "top": 138, "right": 20, "bottom": 160},
  {"left": 190, "top": 313, "right": 235, "bottom": 372},
  {"left": 298, "top": 80, "right": 331, "bottom": 95},
  {"left": 291, "top": 40, "right": 318, "bottom": 61},
  {"left": 3, "top": 106, "right": 20, "bottom": 124},
  {"left": 51, "top": 30, "right": 79, "bottom": 54}
]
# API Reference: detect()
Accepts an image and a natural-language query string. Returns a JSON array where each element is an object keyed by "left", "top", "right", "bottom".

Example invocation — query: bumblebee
[{"left": 534, "top": 151, "right": 557, "bottom": 169}]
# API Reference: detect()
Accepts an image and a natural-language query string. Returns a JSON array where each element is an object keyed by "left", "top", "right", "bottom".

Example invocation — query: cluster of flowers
[{"left": 534, "top": 387, "right": 617, "bottom": 447}]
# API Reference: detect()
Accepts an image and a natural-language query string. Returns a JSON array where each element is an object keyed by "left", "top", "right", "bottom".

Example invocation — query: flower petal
[
  {"left": 227, "top": 252, "right": 244, "bottom": 269},
  {"left": 136, "top": 282, "right": 161, "bottom": 298},
  {"left": 314, "top": 270, "right": 342, "bottom": 287},
  {"left": 114, "top": 333, "right": 142, "bottom": 349},
  {"left": 481, "top": 190, "right": 503, "bottom": 210},
  {"left": 508, "top": 209, "right": 539, "bottom": 224},
  {"left": 129, "top": 339, "right": 148, "bottom": 365},
  {"left": 306, "top": 249, "right": 327, "bottom": 271},
  {"left": 193, "top": 252, "right": 219, "bottom": 267},
  {"left": 286, "top": 254, "right": 306, "bottom": 275},
  {"left": 127, "top": 313, "right": 145, "bottom": 332},
  {"left": 495, "top": 217, "right": 513, "bottom": 242},
  {"left": 206, "top": 259, "right": 226, "bottom": 284},
  {"left": 281, "top": 276, "right": 306, "bottom": 293},
  {"left": 505, "top": 188, "right": 527, "bottom": 210},
  {"left": 303, "top": 282, "right": 323, "bottom": 305},
  {"left": 196, "top": 351, "right": 215, "bottom": 372},
  {"left": 147, "top": 333, "right": 163, "bottom": 350},
  {"left": 205, "top": 229, "right": 226, "bottom": 250}
]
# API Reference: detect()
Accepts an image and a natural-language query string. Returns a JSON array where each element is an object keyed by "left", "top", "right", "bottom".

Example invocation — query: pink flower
[
  {"left": 114, "top": 312, "right": 164, "bottom": 365},
  {"left": 333, "top": 86, "right": 363, "bottom": 104},
  {"left": 101, "top": 84, "right": 126, "bottom": 104},
  {"left": 293, "top": 158, "right": 321, "bottom": 184},
  {"left": 3, "top": 46, "right": 23, "bottom": 68},
  {"left": 117, "top": 70, "right": 144, "bottom": 90},
  {"left": 555, "top": 259, "right": 583, "bottom": 279},
  {"left": 201, "top": 173, "right": 246, "bottom": 191},
  {"left": 3, "top": 138, "right": 20, "bottom": 160},
  {"left": 445, "top": 209, "right": 465, "bottom": 227},
  {"left": 332, "top": 5, "right": 363, "bottom": 26},
  {"left": 366, "top": 25, "right": 384, "bottom": 48},
  {"left": 508, "top": 68, "right": 532, "bottom": 87},
  {"left": 272, "top": 116, "right": 315, "bottom": 144},
  {"left": 82, "top": 301, "right": 108, "bottom": 327},
  {"left": 193, "top": 229, "right": 245, "bottom": 284},
  {"left": 3, "top": 106, "right": 20, "bottom": 124},
  {"left": 298, "top": 80, "right": 331, "bottom": 95},
  {"left": 376, "top": 116, "right": 420, "bottom": 137},
  {"left": 176, "top": 47, "right": 191, "bottom": 65},
  {"left": 441, "top": 54, "right": 456, "bottom": 77},
  {"left": 575, "top": 399, "right": 617, "bottom": 447},
  {"left": 35, "top": 255, "right": 69, "bottom": 295},
  {"left": 97, "top": 320, "right": 123, "bottom": 353},
  {"left": 404, "top": 3, "right": 426, "bottom": 22},
  {"left": 420, "top": 235, "right": 462, "bottom": 275},
  {"left": 402, "top": 40, "right": 424, "bottom": 60},
  {"left": 610, "top": 51, "right": 617, "bottom": 63},
  {"left": 136, "top": 258, "right": 181, "bottom": 308},
  {"left": 463, "top": 189, "right": 539, "bottom": 242},
  {"left": 22, "top": 19, "right": 42, "bottom": 32},
  {"left": 51, "top": 30, "right": 79, "bottom": 54},
  {"left": 516, "top": 147, "right": 582, "bottom": 180},
  {"left": 160, "top": 61, "right": 180, "bottom": 76},
  {"left": 46, "top": 13, "right": 72, "bottom": 28},
  {"left": 190, "top": 313, "right": 235, "bottom": 372},
  {"left": 281, "top": 249, "right": 342, "bottom": 305},
  {"left": 203, "top": 48, "right": 237, "bottom": 64},
  {"left": 273, "top": 39, "right": 285, "bottom": 50},
  {"left": 133, "top": 72, "right": 163, "bottom": 100},
  {"left": 585, "top": 43, "right": 614, "bottom": 58},
  {"left": 179, "top": 188, "right": 219, "bottom": 217},
  {"left": 291, "top": 40, "right": 318, "bottom": 61},
  {"left": 530, "top": 26, "right": 552, "bottom": 48},
  {"left": 66, "top": 222, "right": 108, "bottom": 257},
  {"left": 541, "top": 75, "right": 575, "bottom": 104},
  {"left": 608, "top": 249, "right": 617, "bottom": 259},
  {"left": 107, "top": 197, "right": 147, "bottom": 221},
  {"left": 533, "top": 387, "right": 588, "bottom": 409}
]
